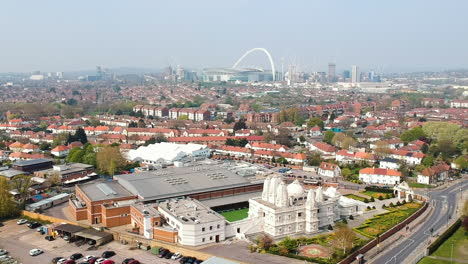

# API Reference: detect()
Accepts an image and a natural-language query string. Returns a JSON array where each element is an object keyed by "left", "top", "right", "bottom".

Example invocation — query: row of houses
[
  {"left": 213, "top": 145, "right": 307, "bottom": 164},
  {"left": 133, "top": 105, "right": 211, "bottom": 121}
]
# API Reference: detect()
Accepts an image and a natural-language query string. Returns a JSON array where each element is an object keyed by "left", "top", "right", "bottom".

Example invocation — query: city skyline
[{"left": 1, "top": 0, "right": 468, "bottom": 73}]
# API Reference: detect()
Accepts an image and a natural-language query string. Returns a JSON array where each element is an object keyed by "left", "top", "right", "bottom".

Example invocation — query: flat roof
[
  {"left": 159, "top": 198, "right": 224, "bottom": 224},
  {"left": 13, "top": 159, "right": 53, "bottom": 166},
  {"left": 0, "top": 169, "right": 25, "bottom": 178},
  {"left": 26, "top": 193, "right": 69, "bottom": 209},
  {"left": 54, "top": 224, "right": 85, "bottom": 234},
  {"left": 74, "top": 228, "right": 113, "bottom": 242},
  {"left": 37, "top": 163, "right": 93, "bottom": 175},
  {"left": 78, "top": 180, "right": 134, "bottom": 201},
  {"left": 114, "top": 163, "right": 256, "bottom": 201}
]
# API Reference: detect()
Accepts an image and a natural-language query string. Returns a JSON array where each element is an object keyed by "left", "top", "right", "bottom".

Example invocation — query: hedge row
[
  {"left": 364, "top": 186, "right": 393, "bottom": 193},
  {"left": 428, "top": 219, "right": 461, "bottom": 255}
]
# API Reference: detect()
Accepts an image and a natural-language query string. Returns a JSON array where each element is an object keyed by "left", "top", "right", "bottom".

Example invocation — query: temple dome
[{"left": 287, "top": 180, "right": 305, "bottom": 197}]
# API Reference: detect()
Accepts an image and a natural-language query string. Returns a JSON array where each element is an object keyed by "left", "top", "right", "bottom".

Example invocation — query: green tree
[
  {"left": 233, "top": 119, "right": 247, "bottom": 131},
  {"left": 52, "top": 133, "right": 69, "bottom": 148},
  {"left": 9, "top": 175, "right": 33, "bottom": 206},
  {"left": 422, "top": 156, "right": 434, "bottom": 167},
  {"left": 96, "top": 146, "right": 126, "bottom": 175},
  {"left": 323, "top": 130, "right": 335, "bottom": 144},
  {"left": 69, "top": 149, "right": 85, "bottom": 163},
  {"left": 330, "top": 223, "right": 356, "bottom": 255},
  {"left": 454, "top": 156, "right": 468, "bottom": 170},
  {"left": 277, "top": 157, "right": 289, "bottom": 165},
  {"left": 400, "top": 126, "right": 426, "bottom": 144},
  {"left": 224, "top": 116, "right": 235, "bottom": 124},
  {"left": 0, "top": 178, "right": 18, "bottom": 220},
  {"left": 82, "top": 153, "right": 97, "bottom": 166},
  {"left": 278, "top": 237, "right": 297, "bottom": 252},
  {"left": 341, "top": 168, "right": 352, "bottom": 179},
  {"left": 307, "top": 152, "right": 322, "bottom": 166},
  {"left": 307, "top": 117, "right": 324, "bottom": 129}
]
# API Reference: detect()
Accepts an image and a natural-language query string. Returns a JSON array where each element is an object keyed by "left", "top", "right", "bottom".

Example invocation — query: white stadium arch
[{"left": 232, "top": 48, "right": 276, "bottom": 81}]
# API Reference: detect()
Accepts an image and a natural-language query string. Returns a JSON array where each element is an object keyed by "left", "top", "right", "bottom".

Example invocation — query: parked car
[
  {"left": 16, "top": 219, "right": 28, "bottom": 225},
  {"left": 101, "top": 251, "right": 115, "bottom": 258},
  {"left": 0, "top": 255, "right": 11, "bottom": 261},
  {"left": 28, "top": 222, "right": 41, "bottom": 229},
  {"left": 86, "top": 257, "right": 98, "bottom": 264},
  {"left": 171, "top": 252, "right": 182, "bottom": 260},
  {"left": 70, "top": 253, "right": 83, "bottom": 260},
  {"left": 84, "top": 255, "right": 96, "bottom": 261},
  {"left": 64, "top": 260, "right": 76, "bottom": 264},
  {"left": 95, "top": 258, "right": 107, "bottom": 264},
  {"left": 51, "top": 257, "right": 64, "bottom": 263},
  {"left": 194, "top": 260, "right": 202, "bottom": 264},
  {"left": 158, "top": 249, "right": 170, "bottom": 258},
  {"left": 102, "top": 260, "right": 115, "bottom": 264},
  {"left": 164, "top": 252, "right": 173, "bottom": 259},
  {"left": 122, "top": 258, "right": 134, "bottom": 264},
  {"left": 29, "top": 249, "right": 44, "bottom": 256},
  {"left": 0, "top": 249, "right": 7, "bottom": 256},
  {"left": 45, "top": 235, "right": 55, "bottom": 241},
  {"left": 127, "top": 260, "right": 140, "bottom": 264},
  {"left": 184, "top": 257, "right": 196, "bottom": 264},
  {"left": 179, "top": 257, "right": 189, "bottom": 264},
  {"left": 57, "top": 259, "right": 68, "bottom": 264}
]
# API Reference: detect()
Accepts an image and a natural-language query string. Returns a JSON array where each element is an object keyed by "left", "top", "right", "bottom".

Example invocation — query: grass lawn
[
  {"left": 220, "top": 208, "right": 249, "bottom": 222},
  {"left": 418, "top": 257, "right": 464, "bottom": 264},
  {"left": 361, "top": 190, "right": 393, "bottom": 199},
  {"left": 354, "top": 202, "right": 422, "bottom": 238},
  {"left": 408, "top": 182, "right": 435, "bottom": 188},
  {"left": 344, "top": 194, "right": 368, "bottom": 202},
  {"left": 432, "top": 226, "right": 468, "bottom": 260}
]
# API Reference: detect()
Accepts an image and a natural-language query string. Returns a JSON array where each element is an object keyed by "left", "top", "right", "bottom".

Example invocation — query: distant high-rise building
[
  {"left": 343, "top": 70, "right": 351, "bottom": 80},
  {"left": 351, "top": 65, "right": 360, "bottom": 84},
  {"left": 328, "top": 63, "right": 336, "bottom": 82},
  {"left": 175, "top": 65, "right": 185, "bottom": 81}
]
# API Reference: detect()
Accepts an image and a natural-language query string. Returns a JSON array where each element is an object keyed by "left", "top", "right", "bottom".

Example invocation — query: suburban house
[
  {"left": 245, "top": 142, "right": 288, "bottom": 152},
  {"left": 417, "top": 163, "right": 451, "bottom": 185},
  {"left": 379, "top": 157, "right": 400, "bottom": 170},
  {"left": 335, "top": 150, "right": 377, "bottom": 164},
  {"left": 390, "top": 150, "right": 425, "bottom": 165},
  {"left": 51, "top": 145, "right": 70, "bottom": 158},
  {"left": 309, "top": 142, "right": 337, "bottom": 158},
  {"left": 309, "top": 126, "right": 323, "bottom": 137},
  {"left": 318, "top": 162, "right": 341, "bottom": 178},
  {"left": 359, "top": 167, "right": 402, "bottom": 185}
]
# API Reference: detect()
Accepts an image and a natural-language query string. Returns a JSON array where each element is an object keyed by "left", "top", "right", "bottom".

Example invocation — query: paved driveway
[
  {"left": 0, "top": 220, "right": 181, "bottom": 264},
  {"left": 201, "top": 240, "right": 305, "bottom": 264}
]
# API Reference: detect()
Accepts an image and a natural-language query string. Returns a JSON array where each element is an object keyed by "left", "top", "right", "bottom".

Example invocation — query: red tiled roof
[
  {"left": 320, "top": 162, "right": 338, "bottom": 171},
  {"left": 312, "top": 142, "right": 336, "bottom": 153},
  {"left": 360, "top": 168, "right": 402, "bottom": 177},
  {"left": 51, "top": 145, "right": 69, "bottom": 152}
]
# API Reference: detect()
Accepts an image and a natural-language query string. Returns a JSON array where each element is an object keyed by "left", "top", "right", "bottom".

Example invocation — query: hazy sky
[{"left": 1, "top": 0, "right": 467, "bottom": 73}]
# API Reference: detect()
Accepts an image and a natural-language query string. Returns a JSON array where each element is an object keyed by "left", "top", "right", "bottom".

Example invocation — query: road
[{"left": 371, "top": 179, "right": 467, "bottom": 264}]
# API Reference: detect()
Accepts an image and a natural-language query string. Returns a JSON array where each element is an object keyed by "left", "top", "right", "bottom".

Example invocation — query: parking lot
[{"left": 0, "top": 220, "right": 187, "bottom": 264}]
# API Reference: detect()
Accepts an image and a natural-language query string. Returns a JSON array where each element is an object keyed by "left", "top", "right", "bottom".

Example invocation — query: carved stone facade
[{"left": 248, "top": 175, "right": 365, "bottom": 238}]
